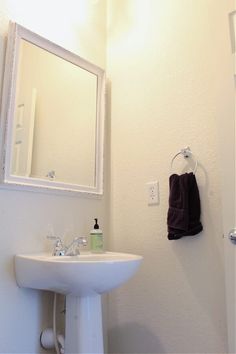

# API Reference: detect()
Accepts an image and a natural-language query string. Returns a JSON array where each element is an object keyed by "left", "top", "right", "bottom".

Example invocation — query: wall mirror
[{"left": 0, "top": 22, "right": 105, "bottom": 195}]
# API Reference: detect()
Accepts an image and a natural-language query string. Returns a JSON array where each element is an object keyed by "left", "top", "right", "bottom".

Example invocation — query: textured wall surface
[
  {"left": 107, "top": 1, "right": 234, "bottom": 353},
  {"left": 0, "top": 1, "right": 107, "bottom": 353},
  {"left": 0, "top": 1, "right": 235, "bottom": 353}
]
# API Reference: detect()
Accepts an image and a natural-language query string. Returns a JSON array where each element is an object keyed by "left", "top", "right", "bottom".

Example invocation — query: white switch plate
[{"left": 147, "top": 181, "right": 159, "bottom": 205}]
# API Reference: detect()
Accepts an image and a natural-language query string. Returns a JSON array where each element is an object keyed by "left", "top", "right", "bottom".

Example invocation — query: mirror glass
[
  {"left": 13, "top": 39, "right": 97, "bottom": 186},
  {"left": 1, "top": 23, "right": 105, "bottom": 195}
]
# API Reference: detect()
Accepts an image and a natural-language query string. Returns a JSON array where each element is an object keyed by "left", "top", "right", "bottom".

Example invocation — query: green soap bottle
[{"left": 90, "top": 218, "right": 103, "bottom": 253}]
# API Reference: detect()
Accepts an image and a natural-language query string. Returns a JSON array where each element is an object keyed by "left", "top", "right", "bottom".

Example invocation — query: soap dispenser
[{"left": 90, "top": 218, "right": 103, "bottom": 253}]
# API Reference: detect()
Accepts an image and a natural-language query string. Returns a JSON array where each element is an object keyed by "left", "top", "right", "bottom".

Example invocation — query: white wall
[
  {"left": 107, "top": 1, "right": 234, "bottom": 353},
  {"left": 0, "top": 1, "right": 107, "bottom": 353}
]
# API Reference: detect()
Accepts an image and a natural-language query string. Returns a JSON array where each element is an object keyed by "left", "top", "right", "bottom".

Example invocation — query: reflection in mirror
[
  {"left": 13, "top": 39, "right": 97, "bottom": 187},
  {"left": 1, "top": 22, "right": 105, "bottom": 195}
]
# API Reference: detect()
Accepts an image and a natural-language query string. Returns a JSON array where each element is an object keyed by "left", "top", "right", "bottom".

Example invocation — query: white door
[{"left": 222, "top": 9, "right": 236, "bottom": 353}]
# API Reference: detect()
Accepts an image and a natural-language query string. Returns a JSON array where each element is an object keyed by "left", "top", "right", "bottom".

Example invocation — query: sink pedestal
[{"left": 65, "top": 294, "right": 104, "bottom": 354}]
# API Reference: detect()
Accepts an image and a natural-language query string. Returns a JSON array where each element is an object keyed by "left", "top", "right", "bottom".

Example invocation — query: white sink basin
[{"left": 15, "top": 251, "right": 143, "bottom": 296}]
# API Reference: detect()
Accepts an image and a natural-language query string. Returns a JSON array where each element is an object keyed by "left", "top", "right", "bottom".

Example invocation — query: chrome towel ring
[{"left": 170, "top": 147, "right": 198, "bottom": 174}]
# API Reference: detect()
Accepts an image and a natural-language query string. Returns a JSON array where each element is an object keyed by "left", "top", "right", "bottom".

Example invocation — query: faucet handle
[
  {"left": 75, "top": 236, "right": 87, "bottom": 247},
  {"left": 46, "top": 235, "right": 65, "bottom": 256},
  {"left": 47, "top": 235, "right": 63, "bottom": 245}
]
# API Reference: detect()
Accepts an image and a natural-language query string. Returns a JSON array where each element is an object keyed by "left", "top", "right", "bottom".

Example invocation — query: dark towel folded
[{"left": 167, "top": 172, "right": 203, "bottom": 240}]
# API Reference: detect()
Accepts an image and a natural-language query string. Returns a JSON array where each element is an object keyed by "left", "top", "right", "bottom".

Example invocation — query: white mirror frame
[{"left": 0, "top": 22, "right": 105, "bottom": 196}]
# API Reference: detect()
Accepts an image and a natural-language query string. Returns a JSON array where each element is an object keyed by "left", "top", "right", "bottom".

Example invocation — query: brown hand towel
[{"left": 167, "top": 173, "right": 203, "bottom": 240}]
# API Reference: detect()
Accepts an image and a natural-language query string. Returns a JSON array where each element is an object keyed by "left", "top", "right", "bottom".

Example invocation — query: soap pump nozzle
[{"left": 94, "top": 218, "right": 99, "bottom": 229}]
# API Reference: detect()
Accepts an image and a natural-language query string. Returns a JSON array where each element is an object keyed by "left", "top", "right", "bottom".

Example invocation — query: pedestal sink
[{"left": 15, "top": 251, "right": 143, "bottom": 354}]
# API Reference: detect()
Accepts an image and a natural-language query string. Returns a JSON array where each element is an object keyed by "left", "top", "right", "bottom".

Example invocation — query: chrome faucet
[{"left": 47, "top": 235, "right": 87, "bottom": 256}]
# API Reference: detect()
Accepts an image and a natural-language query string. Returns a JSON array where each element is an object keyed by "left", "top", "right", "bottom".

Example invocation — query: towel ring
[{"left": 170, "top": 147, "right": 198, "bottom": 174}]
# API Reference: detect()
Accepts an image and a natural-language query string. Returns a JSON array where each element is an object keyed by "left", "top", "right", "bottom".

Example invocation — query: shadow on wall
[
  {"left": 170, "top": 162, "right": 227, "bottom": 338},
  {"left": 108, "top": 322, "right": 166, "bottom": 354}
]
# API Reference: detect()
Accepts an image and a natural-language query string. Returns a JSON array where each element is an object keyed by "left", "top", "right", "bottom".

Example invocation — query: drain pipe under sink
[{"left": 40, "top": 293, "right": 65, "bottom": 354}]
